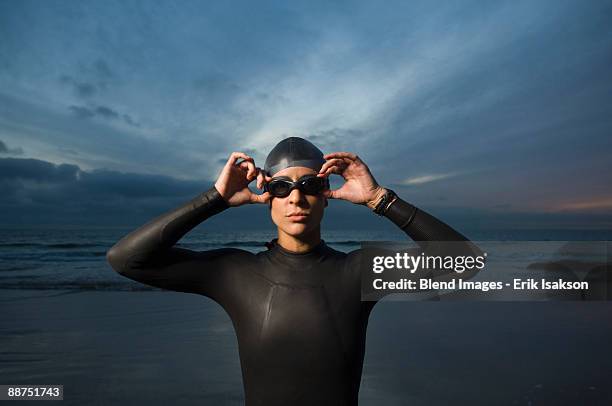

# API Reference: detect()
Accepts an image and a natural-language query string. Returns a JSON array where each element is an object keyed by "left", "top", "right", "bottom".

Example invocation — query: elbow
[
  {"left": 106, "top": 245, "right": 128, "bottom": 275},
  {"left": 466, "top": 240, "right": 485, "bottom": 258}
]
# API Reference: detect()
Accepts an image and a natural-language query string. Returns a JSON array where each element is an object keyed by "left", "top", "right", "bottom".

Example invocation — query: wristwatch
[{"left": 373, "top": 188, "right": 398, "bottom": 216}]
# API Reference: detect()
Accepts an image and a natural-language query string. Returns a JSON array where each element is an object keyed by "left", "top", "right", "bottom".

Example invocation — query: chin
[
  {"left": 283, "top": 223, "right": 309, "bottom": 236},
  {"left": 281, "top": 221, "right": 319, "bottom": 237}
]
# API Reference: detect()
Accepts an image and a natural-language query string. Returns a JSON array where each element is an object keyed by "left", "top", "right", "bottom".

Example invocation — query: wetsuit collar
[{"left": 266, "top": 238, "right": 328, "bottom": 258}]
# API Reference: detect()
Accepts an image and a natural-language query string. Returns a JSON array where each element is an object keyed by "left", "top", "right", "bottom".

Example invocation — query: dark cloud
[
  {"left": 0, "top": 140, "right": 24, "bottom": 155},
  {"left": 60, "top": 75, "right": 97, "bottom": 98},
  {"left": 59, "top": 59, "right": 116, "bottom": 98},
  {"left": 95, "top": 106, "right": 119, "bottom": 119},
  {"left": 0, "top": 157, "right": 79, "bottom": 182},
  {"left": 0, "top": 156, "right": 211, "bottom": 226},
  {"left": 122, "top": 114, "right": 139, "bottom": 127},
  {"left": 68, "top": 104, "right": 139, "bottom": 126},
  {"left": 69, "top": 105, "right": 95, "bottom": 119}
]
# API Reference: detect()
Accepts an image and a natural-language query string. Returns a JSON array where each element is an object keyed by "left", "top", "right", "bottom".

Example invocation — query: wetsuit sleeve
[
  {"left": 383, "top": 193, "right": 484, "bottom": 269},
  {"left": 106, "top": 185, "right": 245, "bottom": 302},
  {"left": 383, "top": 196, "right": 475, "bottom": 245}
]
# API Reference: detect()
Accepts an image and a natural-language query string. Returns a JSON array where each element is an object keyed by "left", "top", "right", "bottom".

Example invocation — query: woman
[{"left": 106, "top": 136, "right": 478, "bottom": 405}]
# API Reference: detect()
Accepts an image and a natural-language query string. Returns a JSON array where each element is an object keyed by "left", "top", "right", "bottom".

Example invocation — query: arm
[
  {"left": 317, "top": 151, "right": 482, "bottom": 257},
  {"left": 384, "top": 194, "right": 466, "bottom": 241},
  {"left": 106, "top": 185, "right": 239, "bottom": 298},
  {"left": 107, "top": 151, "right": 271, "bottom": 299},
  {"left": 383, "top": 191, "right": 482, "bottom": 251},
  {"left": 317, "top": 152, "right": 483, "bottom": 302}
]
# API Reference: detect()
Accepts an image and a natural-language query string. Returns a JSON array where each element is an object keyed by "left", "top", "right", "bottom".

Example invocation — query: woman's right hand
[{"left": 214, "top": 152, "right": 272, "bottom": 207}]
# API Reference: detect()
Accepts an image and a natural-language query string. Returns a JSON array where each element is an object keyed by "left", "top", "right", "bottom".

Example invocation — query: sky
[{"left": 0, "top": 0, "right": 611, "bottom": 230}]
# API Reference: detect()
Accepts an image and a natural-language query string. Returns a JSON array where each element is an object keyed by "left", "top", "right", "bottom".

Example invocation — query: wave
[
  {"left": 0, "top": 242, "right": 102, "bottom": 249},
  {"left": 2, "top": 240, "right": 364, "bottom": 251},
  {"left": 328, "top": 241, "right": 363, "bottom": 246},
  {"left": 0, "top": 281, "right": 156, "bottom": 292}
]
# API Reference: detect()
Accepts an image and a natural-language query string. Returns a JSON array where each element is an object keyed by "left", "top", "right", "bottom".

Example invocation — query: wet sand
[{"left": 1, "top": 289, "right": 611, "bottom": 405}]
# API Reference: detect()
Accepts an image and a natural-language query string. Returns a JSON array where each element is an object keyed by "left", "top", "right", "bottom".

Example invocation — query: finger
[
  {"left": 225, "top": 151, "right": 253, "bottom": 169},
  {"left": 256, "top": 168, "right": 264, "bottom": 189},
  {"left": 238, "top": 161, "right": 250, "bottom": 175},
  {"left": 322, "top": 188, "right": 338, "bottom": 199},
  {"left": 323, "top": 152, "right": 358, "bottom": 161},
  {"left": 318, "top": 158, "right": 344, "bottom": 174},
  {"left": 320, "top": 163, "right": 347, "bottom": 177},
  {"left": 257, "top": 168, "right": 272, "bottom": 188},
  {"left": 238, "top": 159, "right": 256, "bottom": 180},
  {"left": 250, "top": 191, "right": 271, "bottom": 204}
]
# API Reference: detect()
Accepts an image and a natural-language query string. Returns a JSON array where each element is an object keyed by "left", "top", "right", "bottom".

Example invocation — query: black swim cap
[{"left": 264, "top": 137, "right": 325, "bottom": 177}]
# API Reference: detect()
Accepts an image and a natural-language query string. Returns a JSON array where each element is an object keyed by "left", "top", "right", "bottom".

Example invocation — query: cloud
[
  {"left": 0, "top": 140, "right": 24, "bottom": 155},
  {"left": 60, "top": 76, "right": 98, "bottom": 98},
  {"left": 68, "top": 103, "right": 138, "bottom": 126},
  {"left": 69, "top": 105, "right": 96, "bottom": 119},
  {"left": 95, "top": 105, "right": 119, "bottom": 119},
  {"left": 0, "top": 156, "right": 219, "bottom": 226},
  {"left": 400, "top": 173, "right": 457, "bottom": 186},
  {"left": 0, "top": 157, "right": 80, "bottom": 182},
  {"left": 58, "top": 59, "right": 115, "bottom": 98},
  {"left": 553, "top": 198, "right": 612, "bottom": 212}
]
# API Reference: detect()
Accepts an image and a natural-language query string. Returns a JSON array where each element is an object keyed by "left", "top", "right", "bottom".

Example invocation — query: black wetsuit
[{"left": 106, "top": 186, "right": 478, "bottom": 405}]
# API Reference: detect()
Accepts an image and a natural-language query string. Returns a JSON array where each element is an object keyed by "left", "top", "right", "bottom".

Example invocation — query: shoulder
[{"left": 195, "top": 247, "right": 256, "bottom": 259}]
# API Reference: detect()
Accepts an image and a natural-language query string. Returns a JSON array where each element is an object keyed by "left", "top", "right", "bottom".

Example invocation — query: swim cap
[{"left": 264, "top": 137, "right": 325, "bottom": 177}]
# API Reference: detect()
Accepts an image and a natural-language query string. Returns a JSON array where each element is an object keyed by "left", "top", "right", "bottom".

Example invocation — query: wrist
[
  {"left": 372, "top": 188, "right": 398, "bottom": 216},
  {"left": 209, "top": 185, "right": 231, "bottom": 208},
  {"left": 366, "top": 187, "right": 387, "bottom": 210}
]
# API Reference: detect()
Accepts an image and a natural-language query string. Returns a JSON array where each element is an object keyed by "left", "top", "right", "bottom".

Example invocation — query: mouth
[{"left": 287, "top": 213, "right": 309, "bottom": 222}]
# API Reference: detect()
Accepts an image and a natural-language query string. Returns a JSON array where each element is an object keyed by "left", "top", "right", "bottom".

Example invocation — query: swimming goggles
[{"left": 264, "top": 175, "right": 329, "bottom": 197}]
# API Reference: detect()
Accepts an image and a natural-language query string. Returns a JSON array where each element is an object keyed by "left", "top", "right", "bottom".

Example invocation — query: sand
[{"left": 1, "top": 289, "right": 612, "bottom": 405}]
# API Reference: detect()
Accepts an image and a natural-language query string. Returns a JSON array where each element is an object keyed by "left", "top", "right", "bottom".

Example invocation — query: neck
[{"left": 277, "top": 226, "right": 322, "bottom": 253}]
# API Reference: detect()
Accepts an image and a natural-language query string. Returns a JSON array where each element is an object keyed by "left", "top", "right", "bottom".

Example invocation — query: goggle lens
[{"left": 266, "top": 176, "right": 328, "bottom": 197}]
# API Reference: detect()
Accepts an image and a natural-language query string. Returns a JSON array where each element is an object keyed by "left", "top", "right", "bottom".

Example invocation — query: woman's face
[{"left": 269, "top": 166, "right": 327, "bottom": 238}]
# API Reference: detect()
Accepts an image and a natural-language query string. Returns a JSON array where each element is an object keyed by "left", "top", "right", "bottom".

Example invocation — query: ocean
[{"left": 1, "top": 227, "right": 611, "bottom": 292}]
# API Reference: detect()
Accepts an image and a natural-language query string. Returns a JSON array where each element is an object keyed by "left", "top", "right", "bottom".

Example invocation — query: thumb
[
  {"left": 323, "top": 188, "right": 338, "bottom": 199},
  {"left": 250, "top": 191, "right": 271, "bottom": 204}
]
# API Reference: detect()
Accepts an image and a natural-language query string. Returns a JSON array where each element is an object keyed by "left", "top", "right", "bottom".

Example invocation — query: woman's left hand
[{"left": 317, "top": 152, "right": 387, "bottom": 209}]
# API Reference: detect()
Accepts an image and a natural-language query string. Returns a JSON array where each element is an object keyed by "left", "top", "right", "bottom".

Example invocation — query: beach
[{"left": 2, "top": 288, "right": 612, "bottom": 405}]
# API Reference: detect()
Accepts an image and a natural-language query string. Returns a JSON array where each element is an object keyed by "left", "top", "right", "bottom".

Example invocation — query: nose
[{"left": 287, "top": 187, "right": 305, "bottom": 204}]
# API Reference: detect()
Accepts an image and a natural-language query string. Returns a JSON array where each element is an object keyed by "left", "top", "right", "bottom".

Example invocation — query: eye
[
  {"left": 268, "top": 180, "right": 291, "bottom": 196},
  {"left": 301, "top": 177, "right": 323, "bottom": 194}
]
